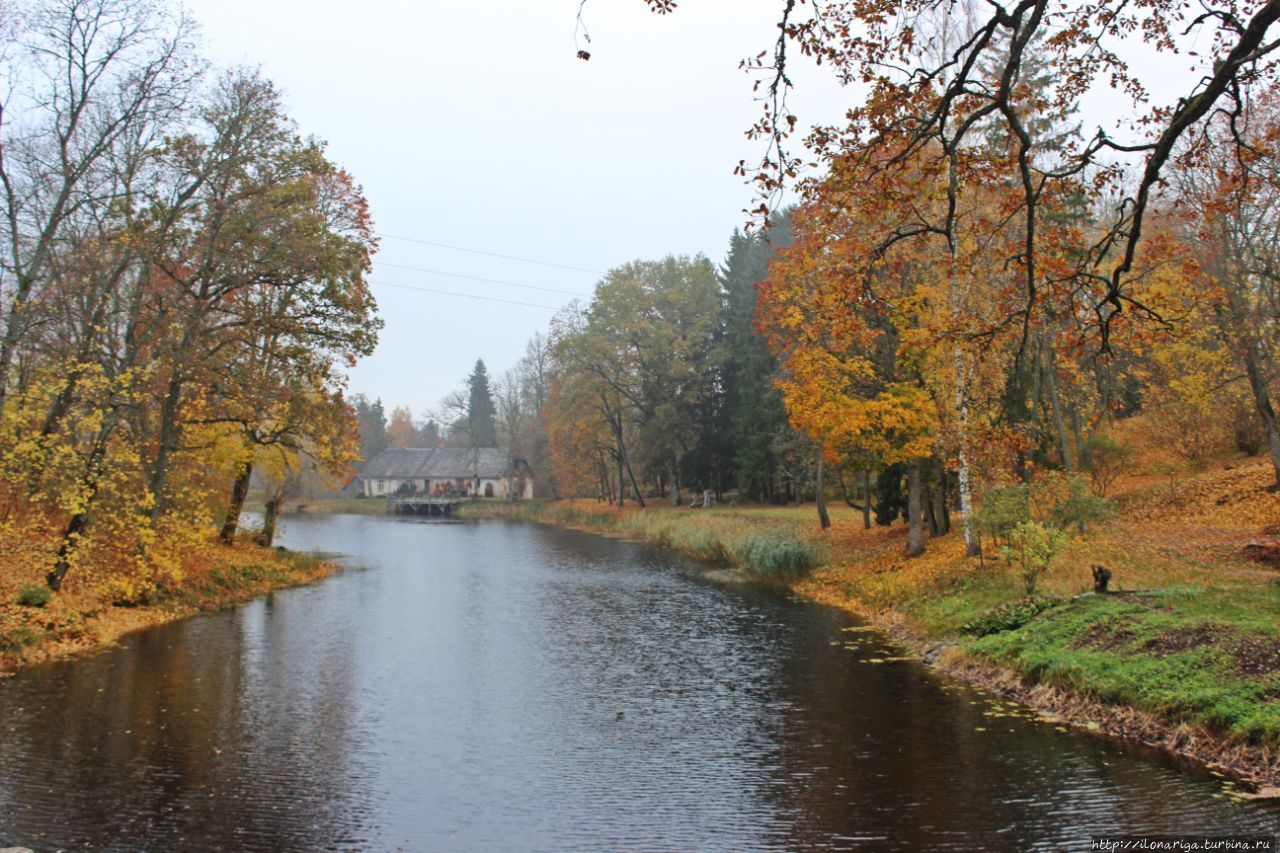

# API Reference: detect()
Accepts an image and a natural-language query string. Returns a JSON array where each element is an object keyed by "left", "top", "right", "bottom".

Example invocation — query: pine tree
[
  {"left": 352, "top": 395, "right": 388, "bottom": 461},
  {"left": 467, "top": 360, "right": 498, "bottom": 447},
  {"left": 719, "top": 214, "right": 793, "bottom": 501}
]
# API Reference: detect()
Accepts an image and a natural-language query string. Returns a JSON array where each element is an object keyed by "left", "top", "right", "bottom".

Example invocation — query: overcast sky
[
  {"left": 183, "top": 1, "right": 1200, "bottom": 422},
  {"left": 181, "top": 0, "right": 850, "bottom": 420}
]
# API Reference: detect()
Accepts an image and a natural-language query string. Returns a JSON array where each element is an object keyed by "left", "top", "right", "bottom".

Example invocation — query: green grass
[
  {"left": 278, "top": 497, "right": 386, "bottom": 515},
  {"left": 904, "top": 572, "right": 1020, "bottom": 638},
  {"left": 965, "top": 590, "right": 1280, "bottom": 744},
  {"left": 0, "top": 624, "right": 41, "bottom": 653},
  {"left": 461, "top": 500, "right": 823, "bottom": 578},
  {"left": 168, "top": 551, "right": 330, "bottom": 610}
]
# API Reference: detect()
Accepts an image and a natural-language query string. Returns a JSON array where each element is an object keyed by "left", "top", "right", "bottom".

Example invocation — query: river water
[{"left": 0, "top": 514, "right": 1276, "bottom": 850}]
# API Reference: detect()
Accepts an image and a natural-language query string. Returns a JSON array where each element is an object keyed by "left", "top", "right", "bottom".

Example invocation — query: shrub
[
  {"left": 100, "top": 576, "right": 157, "bottom": 607},
  {"left": 975, "top": 483, "right": 1030, "bottom": 547},
  {"left": 0, "top": 625, "right": 41, "bottom": 652},
  {"left": 1048, "top": 474, "right": 1115, "bottom": 532},
  {"left": 17, "top": 584, "right": 51, "bottom": 608},
  {"left": 1082, "top": 433, "right": 1132, "bottom": 497},
  {"left": 1004, "top": 520, "right": 1067, "bottom": 596}
]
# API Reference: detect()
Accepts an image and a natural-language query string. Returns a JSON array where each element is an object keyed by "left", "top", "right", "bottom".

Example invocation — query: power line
[
  {"left": 369, "top": 279, "right": 566, "bottom": 311},
  {"left": 376, "top": 232, "right": 604, "bottom": 275},
  {"left": 376, "top": 261, "right": 590, "bottom": 297}
]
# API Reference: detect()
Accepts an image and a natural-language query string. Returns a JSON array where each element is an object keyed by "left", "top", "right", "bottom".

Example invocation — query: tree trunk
[
  {"left": 625, "top": 455, "right": 646, "bottom": 508},
  {"left": 1041, "top": 335, "right": 1076, "bottom": 473},
  {"left": 219, "top": 460, "right": 253, "bottom": 544},
  {"left": 1243, "top": 339, "right": 1280, "bottom": 490},
  {"left": 48, "top": 505, "right": 92, "bottom": 591},
  {"left": 0, "top": 271, "right": 39, "bottom": 412},
  {"left": 258, "top": 498, "right": 280, "bottom": 548},
  {"left": 669, "top": 459, "right": 680, "bottom": 506},
  {"left": 1071, "top": 407, "right": 1086, "bottom": 466},
  {"left": 47, "top": 421, "right": 117, "bottom": 590},
  {"left": 924, "top": 483, "right": 940, "bottom": 535},
  {"left": 149, "top": 374, "right": 185, "bottom": 524},
  {"left": 907, "top": 461, "right": 925, "bottom": 557},
  {"left": 816, "top": 450, "right": 830, "bottom": 530},
  {"left": 931, "top": 457, "right": 951, "bottom": 535},
  {"left": 862, "top": 468, "right": 872, "bottom": 530},
  {"left": 952, "top": 346, "right": 980, "bottom": 555},
  {"left": 616, "top": 448, "right": 625, "bottom": 508}
]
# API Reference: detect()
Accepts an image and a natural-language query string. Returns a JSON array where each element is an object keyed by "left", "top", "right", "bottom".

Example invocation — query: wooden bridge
[{"left": 386, "top": 496, "right": 463, "bottom": 517}]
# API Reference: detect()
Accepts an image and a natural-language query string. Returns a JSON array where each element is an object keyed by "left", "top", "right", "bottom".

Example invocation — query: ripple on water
[{"left": 0, "top": 515, "right": 1276, "bottom": 850}]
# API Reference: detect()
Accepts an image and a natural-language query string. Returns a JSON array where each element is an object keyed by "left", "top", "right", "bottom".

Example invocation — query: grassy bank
[
  {"left": 0, "top": 541, "right": 336, "bottom": 676},
  {"left": 476, "top": 457, "right": 1280, "bottom": 784},
  {"left": 458, "top": 499, "right": 822, "bottom": 578},
  {"left": 250, "top": 496, "right": 387, "bottom": 515}
]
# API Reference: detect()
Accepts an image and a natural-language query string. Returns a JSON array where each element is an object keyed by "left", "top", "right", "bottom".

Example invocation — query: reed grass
[{"left": 460, "top": 500, "right": 823, "bottom": 578}]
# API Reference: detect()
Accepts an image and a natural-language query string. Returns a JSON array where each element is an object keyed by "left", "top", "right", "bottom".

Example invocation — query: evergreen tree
[
  {"left": 352, "top": 394, "right": 388, "bottom": 462},
  {"left": 719, "top": 213, "right": 793, "bottom": 501},
  {"left": 467, "top": 359, "right": 498, "bottom": 447},
  {"left": 413, "top": 418, "right": 441, "bottom": 448}
]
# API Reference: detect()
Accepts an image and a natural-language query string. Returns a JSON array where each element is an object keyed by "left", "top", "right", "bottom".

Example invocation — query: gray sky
[
  {"left": 184, "top": 1, "right": 1199, "bottom": 421},
  {"left": 184, "top": 0, "right": 849, "bottom": 420}
]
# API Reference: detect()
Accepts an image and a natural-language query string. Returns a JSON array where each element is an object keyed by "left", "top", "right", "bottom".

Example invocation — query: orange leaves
[{"left": 386, "top": 406, "right": 415, "bottom": 449}]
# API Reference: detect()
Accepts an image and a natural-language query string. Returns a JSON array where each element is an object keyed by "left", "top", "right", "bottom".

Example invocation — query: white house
[{"left": 359, "top": 447, "right": 534, "bottom": 499}]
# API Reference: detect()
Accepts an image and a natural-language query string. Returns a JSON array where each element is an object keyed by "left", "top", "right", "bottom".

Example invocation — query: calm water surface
[{"left": 0, "top": 514, "right": 1276, "bottom": 850}]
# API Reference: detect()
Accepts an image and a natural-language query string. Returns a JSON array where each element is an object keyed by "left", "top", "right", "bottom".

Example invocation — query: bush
[
  {"left": 0, "top": 625, "right": 41, "bottom": 652},
  {"left": 1082, "top": 433, "right": 1132, "bottom": 497},
  {"left": 100, "top": 576, "right": 157, "bottom": 607},
  {"left": 1049, "top": 474, "right": 1115, "bottom": 532},
  {"left": 1004, "top": 520, "right": 1067, "bottom": 596},
  {"left": 979, "top": 473, "right": 1113, "bottom": 544},
  {"left": 975, "top": 483, "right": 1030, "bottom": 546},
  {"left": 17, "top": 584, "right": 51, "bottom": 608}
]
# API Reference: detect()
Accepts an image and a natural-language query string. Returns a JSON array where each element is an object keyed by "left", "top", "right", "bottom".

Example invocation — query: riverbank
[
  {"left": 0, "top": 541, "right": 336, "bottom": 677},
  {"left": 463, "top": 457, "right": 1280, "bottom": 791}
]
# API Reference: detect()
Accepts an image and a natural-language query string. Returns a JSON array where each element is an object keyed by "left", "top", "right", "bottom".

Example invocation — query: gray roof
[{"left": 360, "top": 447, "right": 513, "bottom": 480}]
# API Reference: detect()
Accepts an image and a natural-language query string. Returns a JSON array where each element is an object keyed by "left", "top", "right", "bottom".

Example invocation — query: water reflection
[{"left": 0, "top": 514, "right": 1275, "bottom": 850}]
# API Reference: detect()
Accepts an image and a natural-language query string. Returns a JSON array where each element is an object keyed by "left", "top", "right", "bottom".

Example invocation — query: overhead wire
[
  {"left": 376, "top": 261, "right": 590, "bottom": 297},
  {"left": 376, "top": 232, "right": 604, "bottom": 275},
  {"left": 368, "top": 279, "right": 569, "bottom": 311}
]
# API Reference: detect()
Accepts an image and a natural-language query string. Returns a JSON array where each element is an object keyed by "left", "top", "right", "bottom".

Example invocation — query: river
[{"left": 0, "top": 514, "right": 1276, "bottom": 850}]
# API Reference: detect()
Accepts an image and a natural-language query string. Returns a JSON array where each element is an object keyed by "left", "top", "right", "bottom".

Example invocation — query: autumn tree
[
  {"left": 517, "top": 332, "right": 552, "bottom": 493},
  {"left": 1170, "top": 90, "right": 1280, "bottom": 488},
  {"left": 0, "top": 10, "right": 380, "bottom": 591},
  {"left": 552, "top": 256, "right": 721, "bottom": 506},
  {"left": 386, "top": 406, "right": 415, "bottom": 449},
  {"left": 0, "top": 0, "right": 198, "bottom": 407},
  {"left": 738, "top": 2, "right": 1280, "bottom": 357}
]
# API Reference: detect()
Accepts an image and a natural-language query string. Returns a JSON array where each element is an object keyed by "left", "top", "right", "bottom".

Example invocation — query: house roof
[{"left": 360, "top": 447, "right": 514, "bottom": 480}]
